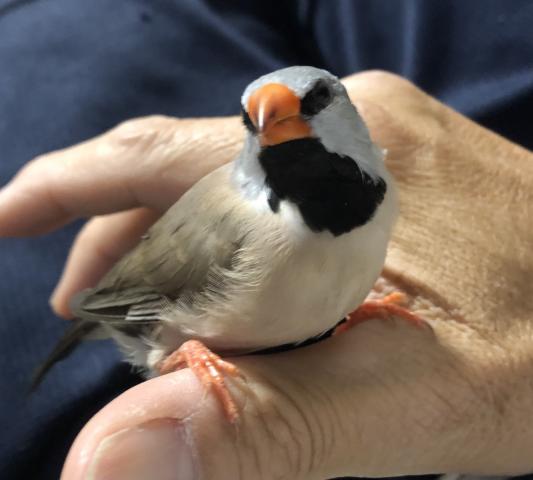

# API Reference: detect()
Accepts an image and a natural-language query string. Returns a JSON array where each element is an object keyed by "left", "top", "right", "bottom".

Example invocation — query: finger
[
  {"left": 353, "top": 98, "right": 424, "bottom": 164},
  {"left": 50, "top": 208, "right": 160, "bottom": 319},
  {"left": 343, "top": 70, "right": 443, "bottom": 132},
  {"left": 345, "top": 71, "right": 532, "bottom": 162},
  {"left": 60, "top": 317, "right": 502, "bottom": 480},
  {"left": 342, "top": 72, "right": 435, "bottom": 163},
  {"left": 0, "top": 115, "right": 242, "bottom": 237}
]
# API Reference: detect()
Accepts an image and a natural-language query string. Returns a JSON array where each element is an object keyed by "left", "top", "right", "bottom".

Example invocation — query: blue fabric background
[{"left": 0, "top": 1, "right": 532, "bottom": 478}]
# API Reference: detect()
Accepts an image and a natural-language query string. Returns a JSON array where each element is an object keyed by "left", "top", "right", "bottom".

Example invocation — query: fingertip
[
  {"left": 61, "top": 371, "right": 206, "bottom": 480},
  {"left": 0, "top": 182, "right": 72, "bottom": 237},
  {"left": 49, "top": 291, "right": 74, "bottom": 319},
  {"left": 49, "top": 270, "right": 76, "bottom": 319}
]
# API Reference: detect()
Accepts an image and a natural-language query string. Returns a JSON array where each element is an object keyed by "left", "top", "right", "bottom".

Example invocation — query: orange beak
[{"left": 247, "top": 83, "right": 312, "bottom": 146}]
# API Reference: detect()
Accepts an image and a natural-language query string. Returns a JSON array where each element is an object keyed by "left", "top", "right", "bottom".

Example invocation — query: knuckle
[
  {"left": 359, "top": 69, "right": 411, "bottom": 87},
  {"left": 107, "top": 115, "right": 179, "bottom": 153},
  {"left": 348, "top": 70, "right": 450, "bottom": 129},
  {"left": 114, "top": 114, "right": 176, "bottom": 131},
  {"left": 345, "top": 70, "right": 452, "bottom": 152},
  {"left": 17, "top": 154, "right": 51, "bottom": 181},
  {"left": 346, "top": 69, "right": 419, "bottom": 97}
]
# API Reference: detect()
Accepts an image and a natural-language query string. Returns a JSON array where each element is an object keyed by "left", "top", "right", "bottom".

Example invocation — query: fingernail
[{"left": 87, "top": 419, "right": 196, "bottom": 480}]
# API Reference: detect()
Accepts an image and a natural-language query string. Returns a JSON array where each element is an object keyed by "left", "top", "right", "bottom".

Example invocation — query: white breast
[
  {"left": 228, "top": 187, "right": 397, "bottom": 350},
  {"left": 148, "top": 180, "right": 397, "bottom": 363}
]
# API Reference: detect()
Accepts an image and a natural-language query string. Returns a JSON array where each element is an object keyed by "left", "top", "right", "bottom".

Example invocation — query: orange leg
[
  {"left": 157, "top": 340, "right": 242, "bottom": 423},
  {"left": 334, "top": 291, "right": 428, "bottom": 336}
]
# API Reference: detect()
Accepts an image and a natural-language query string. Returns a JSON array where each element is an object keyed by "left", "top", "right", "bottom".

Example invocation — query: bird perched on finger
[{"left": 34, "top": 66, "right": 419, "bottom": 422}]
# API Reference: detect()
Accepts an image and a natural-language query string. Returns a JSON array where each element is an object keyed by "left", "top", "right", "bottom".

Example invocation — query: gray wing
[
  {"left": 33, "top": 165, "right": 252, "bottom": 388},
  {"left": 72, "top": 164, "right": 248, "bottom": 328}
]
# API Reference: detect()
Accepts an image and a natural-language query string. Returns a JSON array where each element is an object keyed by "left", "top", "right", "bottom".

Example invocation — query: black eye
[
  {"left": 300, "top": 80, "right": 333, "bottom": 116},
  {"left": 241, "top": 106, "right": 257, "bottom": 134}
]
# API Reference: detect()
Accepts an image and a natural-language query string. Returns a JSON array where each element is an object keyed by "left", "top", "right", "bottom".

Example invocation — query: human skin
[{"left": 1, "top": 71, "right": 532, "bottom": 480}]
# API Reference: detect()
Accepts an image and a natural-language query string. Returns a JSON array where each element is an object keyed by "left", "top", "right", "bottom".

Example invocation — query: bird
[{"left": 33, "top": 66, "right": 422, "bottom": 421}]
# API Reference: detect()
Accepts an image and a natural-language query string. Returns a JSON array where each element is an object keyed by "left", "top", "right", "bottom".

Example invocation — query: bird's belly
[
  {"left": 153, "top": 224, "right": 388, "bottom": 357},
  {"left": 238, "top": 236, "right": 385, "bottom": 349}
]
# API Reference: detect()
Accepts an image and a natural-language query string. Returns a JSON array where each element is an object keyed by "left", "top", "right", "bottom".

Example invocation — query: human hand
[{"left": 1, "top": 71, "right": 532, "bottom": 480}]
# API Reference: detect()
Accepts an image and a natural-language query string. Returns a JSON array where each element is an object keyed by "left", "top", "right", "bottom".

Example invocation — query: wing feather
[{"left": 71, "top": 165, "right": 249, "bottom": 326}]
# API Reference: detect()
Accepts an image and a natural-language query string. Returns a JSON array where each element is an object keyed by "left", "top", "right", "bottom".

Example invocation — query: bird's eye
[
  {"left": 300, "top": 80, "right": 333, "bottom": 116},
  {"left": 241, "top": 107, "right": 257, "bottom": 134}
]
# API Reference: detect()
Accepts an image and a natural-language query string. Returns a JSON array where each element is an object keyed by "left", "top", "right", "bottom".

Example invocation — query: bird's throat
[{"left": 258, "top": 138, "right": 387, "bottom": 236}]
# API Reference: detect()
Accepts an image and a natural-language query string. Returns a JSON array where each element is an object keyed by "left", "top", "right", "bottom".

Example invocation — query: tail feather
[{"left": 30, "top": 319, "right": 97, "bottom": 391}]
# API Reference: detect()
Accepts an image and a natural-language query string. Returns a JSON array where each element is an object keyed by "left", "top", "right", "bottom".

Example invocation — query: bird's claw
[
  {"left": 157, "top": 339, "right": 241, "bottom": 423},
  {"left": 334, "top": 291, "right": 428, "bottom": 335}
]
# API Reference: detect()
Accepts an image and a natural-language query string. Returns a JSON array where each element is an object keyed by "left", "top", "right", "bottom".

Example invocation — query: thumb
[
  {"left": 61, "top": 320, "right": 485, "bottom": 480},
  {"left": 62, "top": 363, "right": 329, "bottom": 480},
  {"left": 62, "top": 364, "right": 323, "bottom": 480}
]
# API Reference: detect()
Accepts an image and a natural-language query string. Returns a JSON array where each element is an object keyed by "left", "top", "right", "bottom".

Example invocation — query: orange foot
[
  {"left": 157, "top": 340, "right": 242, "bottom": 423},
  {"left": 334, "top": 291, "right": 428, "bottom": 335}
]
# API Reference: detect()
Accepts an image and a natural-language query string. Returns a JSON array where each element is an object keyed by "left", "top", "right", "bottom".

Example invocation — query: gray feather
[{"left": 33, "top": 164, "right": 252, "bottom": 382}]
